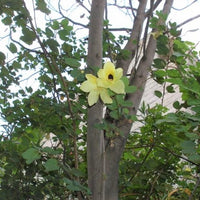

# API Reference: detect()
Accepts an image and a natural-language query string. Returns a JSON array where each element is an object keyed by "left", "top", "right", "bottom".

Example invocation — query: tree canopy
[{"left": 1, "top": 0, "right": 200, "bottom": 199}]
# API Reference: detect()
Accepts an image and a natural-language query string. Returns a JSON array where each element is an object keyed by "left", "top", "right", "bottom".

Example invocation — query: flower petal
[
  {"left": 109, "top": 80, "right": 125, "bottom": 94},
  {"left": 100, "top": 88, "right": 113, "bottom": 104},
  {"left": 97, "top": 69, "right": 105, "bottom": 80},
  {"left": 97, "top": 78, "right": 110, "bottom": 88},
  {"left": 86, "top": 74, "right": 97, "bottom": 83},
  {"left": 88, "top": 90, "right": 99, "bottom": 106},
  {"left": 104, "top": 61, "right": 115, "bottom": 72},
  {"left": 80, "top": 80, "right": 96, "bottom": 92},
  {"left": 80, "top": 74, "right": 97, "bottom": 92},
  {"left": 115, "top": 68, "right": 123, "bottom": 80}
]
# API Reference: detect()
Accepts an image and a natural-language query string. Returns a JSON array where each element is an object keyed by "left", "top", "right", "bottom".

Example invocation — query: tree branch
[
  {"left": 172, "top": 0, "right": 198, "bottom": 11},
  {"left": 22, "top": 1, "right": 81, "bottom": 187},
  {"left": 58, "top": 0, "right": 89, "bottom": 28},
  {"left": 129, "top": 143, "right": 155, "bottom": 182},
  {"left": 157, "top": 145, "right": 199, "bottom": 166},
  {"left": 177, "top": 14, "right": 200, "bottom": 28},
  {"left": 116, "top": 0, "right": 148, "bottom": 74}
]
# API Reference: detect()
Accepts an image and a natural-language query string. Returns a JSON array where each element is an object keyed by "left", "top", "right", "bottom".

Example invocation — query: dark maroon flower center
[{"left": 108, "top": 74, "right": 113, "bottom": 80}]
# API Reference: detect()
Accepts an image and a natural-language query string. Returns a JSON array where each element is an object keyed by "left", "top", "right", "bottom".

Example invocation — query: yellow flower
[
  {"left": 80, "top": 74, "right": 112, "bottom": 106},
  {"left": 97, "top": 61, "right": 125, "bottom": 94}
]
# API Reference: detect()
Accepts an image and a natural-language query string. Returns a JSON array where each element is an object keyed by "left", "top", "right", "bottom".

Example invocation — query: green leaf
[
  {"left": 2, "top": 16, "right": 12, "bottom": 25},
  {"left": 20, "top": 28, "right": 36, "bottom": 45},
  {"left": 121, "top": 76, "right": 136, "bottom": 93},
  {"left": 62, "top": 43, "right": 72, "bottom": 53},
  {"left": 157, "top": 35, "right": 169, "bottom": 55},
  {"left": 45, "top": 27, "right": 54, "bottom": 38},
  {"left": 0, "top": 52, "right": 6, "bottom": 65},
  {"left": 122, "top": 108, "right": 129, "bottom": 115},
  {"left": 110, "top": 110, "right": 119, "bottom": 120},
  {"left": 65, "top": 58, "right": 80, "bottom": 68},
  {"left": 71, "top": 68, "right": 81, "bottom": 79},
  {"left": 123, "top": 152, "right": 135, "bottom": 161},
  {"left": 188, "top": 154, "right": 200, "bottom": 163},
  {"left": 58, "top": 30, "right": 69, "bottom": 41},
  {"left": 173, "top": 101, "right": 181, "bottom": 109},
  {"left": 43, "top": 147, "right": 62, "bottom": 155},
  {"left": 51, "top": 20, "right": 60, "bottom": 30},
  {"left": 70, "top": 168, "right": 85, "bottom": 177},
  {"left": 44, "top": 158, "right": 59, "bottom": 172},
  {"left": 22, "top": 148, "right": 41, "bottom": 164},
  {"left": 61, "top": 19, "right": 69, "bottom": 29},
  {"left": 8, "top": 43, "right": 17, "bottom": 53},
  {"left": 121, "top": 76, "right": 129, "bottom": 86},
  {"left": 185, "top": 132, "right": 199, "bottom": 140},
  {"left": 167, "top": 69, "right": 180, "bottom": 78},
  {"left": 126, "top": 85, "right": 137, "bottom": 93},
  {"left": 153, "top": 58, "right": 166, "bottom": 69},
  {"left": 121, "top": 100, "right": 133, "bottom": 107},
  {"left": 166, "top": 85, "right": 175, "bottom": 93},
  {"left": 63, "top": 178, "right": 88, "bottom": 192},
  {"left": 46, "top": 39, "right": 59, "bottom": 52},
  {"left": 154, "top": 90, "right": 162, "bottom": 98},
  {"left": 153, "top": 70, "right": 166, "bottom": 78},
  {"left": 181, "top": 141, "right": 195, "bottom": 154},
  {"left": 36, "top": 0, "right": 51, "bottom": 14}
]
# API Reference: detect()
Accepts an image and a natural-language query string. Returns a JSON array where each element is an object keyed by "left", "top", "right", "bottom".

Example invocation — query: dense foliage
[{"left": 0, "top": 0, "right": 200, "bottom": 199}]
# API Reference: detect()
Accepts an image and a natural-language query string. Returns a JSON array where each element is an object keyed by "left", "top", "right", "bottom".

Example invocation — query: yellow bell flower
[
  {"left": 80, "top": 74, "right": 112, "bottom": 106},
  {"left": 97, "top": 61, "right": 125, "bottom": 94}
]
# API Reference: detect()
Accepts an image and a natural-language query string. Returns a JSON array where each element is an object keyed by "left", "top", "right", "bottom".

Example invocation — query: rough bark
[
  {"left": 103, "top": 0, "right": 174, "bottom": 199},
  {"left": 87, "top": 0, "right": 174, "bottom": 199},
  {"left": 116, "top": 0, "right": 148, "bottom": 74},
  {"left": 87, "top": 0, "right": 105, "bottom": 200}
]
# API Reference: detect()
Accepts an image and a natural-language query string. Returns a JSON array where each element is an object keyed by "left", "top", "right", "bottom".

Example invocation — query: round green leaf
[{"left": 44, "top": 158, "right": 59, "bottom": 172}]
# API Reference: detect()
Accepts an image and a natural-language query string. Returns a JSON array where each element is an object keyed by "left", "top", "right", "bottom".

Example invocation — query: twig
[
  {"left": 129, "top": 143, "right": 155, "bottom": 182},
  {"left": 22, "top": 0, "right": 80, "bottom": 180},
  {"left": 128, "top": 0, "right": 136, "bottom": 18},
  {"left": 177, "top": 14, "right": 200, "bottom": 28},
  {"left": 189, "top": 175, "right": 200, "bottom": 200},
  {"left": 76, "top": 0, "right": 90, "bottom": 13},
  {"left": 58, "top": 0, "right": 88, "bottom": 28},
  {"left": 172, "top": 0, "right": 198, "bottom": 11},
  {"left": 157, "top": 145, "right": 199, "bottom": 166},
  {"left": 104, "top": 0, "right": 113, "bottom": 61}
]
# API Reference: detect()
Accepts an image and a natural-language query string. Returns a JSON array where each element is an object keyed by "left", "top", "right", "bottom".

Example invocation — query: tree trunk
[
  {"left": 86, "top": 0, "right": 174, "bottom": 199},
  {"left": 87, "top": 0, "right": 105, "bottom": 200},
  {"left": 103, "top": 1, "right": 174, "bottom": 199}
]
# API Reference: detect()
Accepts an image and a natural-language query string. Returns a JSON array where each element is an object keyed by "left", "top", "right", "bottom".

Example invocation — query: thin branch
[
  {"left": 116, "top": 0, "right": 148, "bottom": 74},
  {"left": 19, "top": 70, "right": 40, "bottom": 82},
  {"left": 129, "top": 143, "right": 155, "bottom": 182},
  {"left": 22, "top": 0, "right": 80, "bottom": 177},
  {"left": 143, "top": 0, "right": 154, "bottom": 57},
  {"left": 189, "top": 175, "right": 200, "bottom": 200},
  {"left": 172, "top": 0, "right": 198, "bottom": 11},
  {"left": 104, "top": 0, "right": 113, "bottom": 61},
  {"left": 109, "top": 27, "right": 132, "bottom": 32},
  {"left": 157, "top": 145, "right": 199, "bottom": 166},
  {"left": 177, "top": 14, "right": 200, "bottom": 28},
  {"left": 10, "top": 32, "right": 42, "bottom": 54},
  {"left": 58, "top": 0, "right": 88, "bottom": 28},
  {"left": 76, "top": 0, "right": 90, "bottom": 13},
  {"left": 107, "top": 3, "right": 137, "bottom": 11},
  {"left": 145, "top": 0, "right": 162, "bottom": 16},
  {"left": 128, "top": 0, "right": 136, "bottom": 18},
  {"left": 147, "top": 168, "right": 164, "bottom": 200}
]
